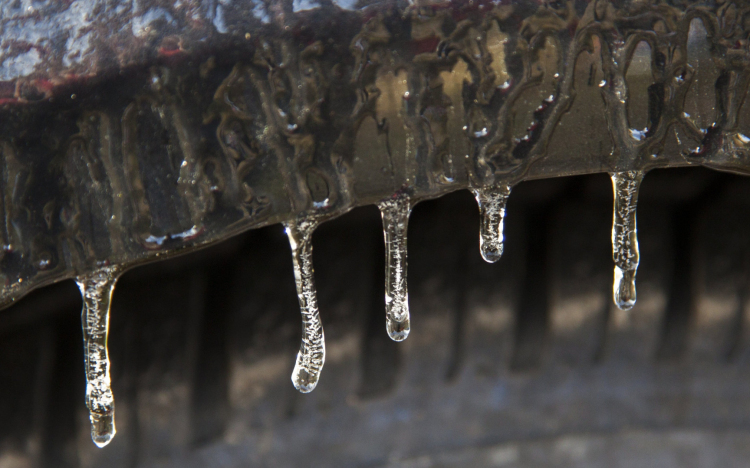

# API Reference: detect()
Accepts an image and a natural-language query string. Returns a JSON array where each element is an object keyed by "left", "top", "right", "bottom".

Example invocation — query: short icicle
[
  {"left": 378, "top": 192, "right": 412, "bottom": 342},
  {"left": 473, "top": 183, "right": 512, "bottom": 263},
  {"left": 610, "top": 171, "right": 644, "bottom": 310},
  {"left": 76, "top": 265, "right": 122, "bottom": 448},
  {"left": 285, "top": 215, "right": 326, "bottom": 393}
]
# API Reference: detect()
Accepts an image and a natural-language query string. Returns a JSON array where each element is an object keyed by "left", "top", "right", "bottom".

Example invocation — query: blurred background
[{"left": 2, "top": 167, "right": 750, "bottom": 467}]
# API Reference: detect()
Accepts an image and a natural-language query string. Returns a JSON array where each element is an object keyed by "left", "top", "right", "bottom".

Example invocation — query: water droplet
[
  {"left": 474, "top": 127, "right": 488, "bottom": 138},
  {"left": 599, "top": 80, "right": 607, "bottom": 87},
  {"left": 285, "top": 215, "right": 325, "bottom": 393},
  {"left": 629, "top": 128, "right": 647, "bottom": 141},
  {"left": 473, "top": 184, "right": 511, "bottom": 263},
  {"left": 76, "top": 265, "right": 122, "bottom": 448},
  {"left": 610, "top": 171, "right": 643, "bottom": 310},
  {"left": 378, "top": 192, "right": 412, "bottom": 342}
]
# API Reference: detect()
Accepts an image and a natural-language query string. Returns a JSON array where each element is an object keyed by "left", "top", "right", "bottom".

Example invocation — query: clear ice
[
  {"left": 285, "top": 215, "right": 326, "bottom": 393},
  {"left": 76, "top": 265, "right": 121, "bottom": 448},
  {"left": 611, "top": 171, "right": 643, "bottom": 310},
  {"left": 378, "top": 192, "right": 412, "bottom": 342},
  {"left": 473, "top": 184, "right": 512, "bottom": 263}
]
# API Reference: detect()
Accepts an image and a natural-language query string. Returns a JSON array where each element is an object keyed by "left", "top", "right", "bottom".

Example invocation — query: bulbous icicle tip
[
  {"left": 613, "top": 266, "right": 637, "bottom": 310},
  {"left": 386, "top": 315, "right": 410, "bottom": 342},
  {"left": 90, "top": 411, "right": 116, "bottom": 448},
  {"left": 473, "top": 184, "right": 511, "bottom": 264},
  {"left": 292, "top": 351, "right": 323, "bottom": 393}
]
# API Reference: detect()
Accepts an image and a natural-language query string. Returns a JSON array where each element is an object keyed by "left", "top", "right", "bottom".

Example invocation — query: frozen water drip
[
  {"left": 611, "top": 171, "right": 643, "bottom": 310},
  {"left": 473, "top": 184, "right": 512, "bottom": 264},
  {"left": 378, "top": 193, "right": 412, "bottom": 342},
  {"left": 285, "top": 215, "right": 326, "bottom": 393},
  {"left": 76, "top": 265, "right": 122, "bottom": 448}
]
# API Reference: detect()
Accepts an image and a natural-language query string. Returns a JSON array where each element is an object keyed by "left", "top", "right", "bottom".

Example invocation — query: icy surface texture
[
  {"left": 378, "top": 191, "right": 412, "bottom": 342},
  {"left": 0, "top": 0, "right": 749, "bottom": 306},
  {"left": 76, "top": 265, "right": 121, "bottom": 447},
  {"left": 285, "top": 214, "right": 325, "bottom": 393},
  {"left": 611, "top": 171, "right": 643, "bottom": 310},
  {"left": 474, "top": 184, "right": 512, "bottom": 264}
]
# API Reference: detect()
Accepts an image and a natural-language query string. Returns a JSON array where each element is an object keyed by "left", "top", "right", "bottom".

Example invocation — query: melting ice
[
  {"left": 285, "top": 215, "right": 326, "bottom": 393},
  {"left": 76, "top": 266, "right": 121, "bottom": 448},
  {"left": 378, "top": 192, "right": 412, "bottom": 342},
  {"left": 610, "top": 171, "right": 643, "bottom": 310}
]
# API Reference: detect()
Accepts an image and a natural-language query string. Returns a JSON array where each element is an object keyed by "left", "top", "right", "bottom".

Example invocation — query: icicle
[
  {"left": 611, "top": 171, "right": 643, "bottom": 310},
  {"left": 76, "top": 265, "right": 121, "bottom": 448},
  {"left": 473, "top": 183, "right": 511, "bottom": 263},
  {"left": 285, "top": 215, "right": 326, "bottom": 393},
  {"left": 378, "top": 192, "right": 412, "bottom": 342}
]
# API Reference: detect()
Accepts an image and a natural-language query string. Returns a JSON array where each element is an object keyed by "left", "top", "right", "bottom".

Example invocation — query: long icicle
[
  {"left": 285, "top": 215, "right": 326, "bottom": 393},
  {"left": 611, "top": 171, "right": 644, "bottom": 310},
  {"left": 473, "top": 183, "right": 512, "bottom": 263},
  {"left": 378, "top": 192, "right": 412, "bottom": 342},
  {"left": 76, "top": 265, "right": 121, "bottom": 448}
]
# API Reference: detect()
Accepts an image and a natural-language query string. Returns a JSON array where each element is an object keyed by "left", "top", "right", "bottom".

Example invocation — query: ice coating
[
  {"left": 611, "top": 171, "right": 643, "bottom": 311},
  {"left": 378, "top": 192, "right": 412, "bottom": 342},
  {"left": 1, "top": 0, "right": 749, "bottom": 309},
  {"left": 285, "top": 214, "right": 326, "bottom": 393},
  {"left": 0, "top": 0, "right": 749, "bottom": 449},
  {"left": 473, "top": 184, "right": 512, "bottom": 264},
  {"left": 76, "top": 265, "right": 121, "bottom": 448}
]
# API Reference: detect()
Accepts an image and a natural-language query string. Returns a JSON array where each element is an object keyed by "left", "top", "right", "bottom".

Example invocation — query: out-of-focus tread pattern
[{"left": 1, "top": 170, "right": 750, "bottom": 466}]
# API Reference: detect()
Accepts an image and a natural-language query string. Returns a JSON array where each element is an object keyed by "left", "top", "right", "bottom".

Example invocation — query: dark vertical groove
[
  {"left": 41, "top": 312, "right": 83, "bottom": 468},
  {"left": 358, "top": 221, "right": 401, "bottom": 399},
  {"left": 118, "top": 286, "right": 141, "bottom": 468},
  {"left": 725, "top": 287, "right": 747, "bottom": 362},
  {"left": 657, "top": 208, "right": 693, "bottom": 362},
  {"left": 592, "top": 287, "right": 613, "bottom": 364},
  {"left": 30, "top": 325, "right": 55, "bottom": 463},
  {"left": 445, "top": 241, "right": 469, "bottom": 382},
  {"left": 511, "top": 206, "right": 550, "bottom": 372},
  {"left": 725, "top": 245, "right": 750, "bottom": 362},
  {"left": 189, "top": 264, "right": 234, "bottom": 446}
]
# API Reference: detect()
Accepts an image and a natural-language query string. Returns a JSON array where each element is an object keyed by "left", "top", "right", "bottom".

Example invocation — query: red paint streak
[
  {"left": 158, "top": 46, "right": 183, "bottom": 57},
  {"left": 413, "top": 36, "right": 440, "bottom": 55}
]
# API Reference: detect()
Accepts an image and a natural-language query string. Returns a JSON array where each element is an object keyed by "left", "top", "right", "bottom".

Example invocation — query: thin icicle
[
  {"left": 285, "top": 215, "right": 325, "bottom": 393},
  {"left": 378, "top": 192, "right": 412, "bottom": 342},
  {"left": 76, "top": 265, "right": 121, "bottom": 448},
  {"left": 611, "top": 171, "right": 643, "bottom": 310},
  {"left": 473, "top": 183, "right": 511, "bottom": 263}
]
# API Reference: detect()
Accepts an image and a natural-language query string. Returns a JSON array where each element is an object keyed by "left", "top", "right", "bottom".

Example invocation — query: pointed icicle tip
[
  {"left": 285, "top": 215, "right": 326, "bottom": 393},
  {"left": 76, "top": 265, "right": 121, "bottom": 448},
  {"left": 473, "top": 183, "right": 512, "bottom": 264},
  {"left": 610, "top": 171, "right": 643, "bottom": 311},
  {"left": 378, "top": 192, "right": 412, "bottom": 342}
]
